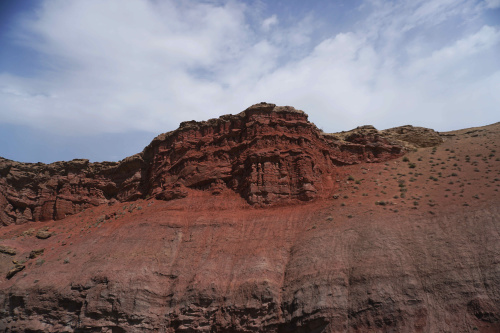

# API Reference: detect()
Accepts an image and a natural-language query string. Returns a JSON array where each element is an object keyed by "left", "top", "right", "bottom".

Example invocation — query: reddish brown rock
[
  {"left": 0, "top": 103, "right": 413, "bottom": 226},
  {"left": 2, "top": 104, "right": 495, "bottom": 333},
  {"left": 28, "top": 249, "right": 44, "bottom": 259}
]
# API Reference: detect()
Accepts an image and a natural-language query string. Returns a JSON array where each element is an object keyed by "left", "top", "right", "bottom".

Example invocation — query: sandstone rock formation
[
  {"left": 1, "top": 104, "right": 497, "bottom": 333},
  {"left": 0, "top": 103, "right": 420, "bottom": 226}
]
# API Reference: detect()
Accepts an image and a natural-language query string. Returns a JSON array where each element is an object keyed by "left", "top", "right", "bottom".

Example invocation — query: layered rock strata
[
  {"left": 0, "top": 103, "right": 439, "bottom": 226},
  {"left": 1, "top": 108, "right": 498, "bottom": 333}
]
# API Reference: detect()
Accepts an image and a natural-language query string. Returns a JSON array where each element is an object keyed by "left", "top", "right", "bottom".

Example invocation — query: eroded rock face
[
  {"left": 382, "top": 125, "right": 443, "bottom": 148},
  {"left": 145, "top": 103, "right": 405, "bottom": 206},
  {"left": 0, "top": 158, "right": 143, "bottom": 225},
  {"left": 1, "top": 103, "right": 433, "bottom": 226},
  {"left": 0, "top": 114, "right": 498, "bottom": 333}
]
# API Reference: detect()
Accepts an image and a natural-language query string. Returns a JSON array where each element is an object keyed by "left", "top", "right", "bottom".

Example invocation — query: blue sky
[{"left": 1, "top": 0, "right": 499, "bottom": 163}]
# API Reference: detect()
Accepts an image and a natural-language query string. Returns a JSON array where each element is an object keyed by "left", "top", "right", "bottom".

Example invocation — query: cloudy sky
[{"left": 1, "top": 0, "right": 499, "bottom": 163}]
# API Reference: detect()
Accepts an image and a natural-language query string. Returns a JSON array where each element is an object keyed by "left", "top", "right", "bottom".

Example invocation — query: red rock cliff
[
  {"left": 1, "top": 103, "right": 434, "bottom": 226},
  {"left": 2, "top": 108, "right": 498, "bottom": 333}
]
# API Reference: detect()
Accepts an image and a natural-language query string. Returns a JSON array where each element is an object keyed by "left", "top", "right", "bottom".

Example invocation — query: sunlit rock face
[
  {"left": 0, "top": 102, "right": 409, "bottom": 225},
  {"left": 7, "top": 104, "right": 495, "bottom": 333}
]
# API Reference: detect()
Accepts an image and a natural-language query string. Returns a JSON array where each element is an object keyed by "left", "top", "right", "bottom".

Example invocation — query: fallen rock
[
  {"left": 21, "top": 228, "right": 35, "bottom": 237},
  {"left": 28, "top": 248, "right": 45, "bottom": 259},
  {"left": 0, "top": 245, "right": 16, "bottom": 255},
  {"left": 35, "top": 230, "right": 52, "bottom": 239},
  {"left": 6, "top": 264, "right": 24, "bottom": 279}
]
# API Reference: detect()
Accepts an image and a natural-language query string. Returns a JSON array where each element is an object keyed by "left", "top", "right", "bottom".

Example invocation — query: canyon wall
[
  {"left": 2, "top": 105, "right": 498, "bottom": 333},
  {"left": 0, "top": 103, "right": 431, "bottom": 226}
]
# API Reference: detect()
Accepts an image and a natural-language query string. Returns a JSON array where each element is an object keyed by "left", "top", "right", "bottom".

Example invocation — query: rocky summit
[
  {"left": 0, "top": 103, "right": 499, "bottom": 332},
  {"left": 0, "top": 102, "right": 422, "bottom": 223}
]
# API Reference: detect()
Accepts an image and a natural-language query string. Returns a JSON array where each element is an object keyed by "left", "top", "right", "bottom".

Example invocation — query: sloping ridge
[{"left": 1, "top": 104, "right": 499, "bottom": 333}]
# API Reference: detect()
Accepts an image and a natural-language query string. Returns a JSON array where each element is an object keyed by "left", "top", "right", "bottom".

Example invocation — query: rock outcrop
[
  {"left": 0, "top": 158, "right": 124, "bottom": 225},
  {"left": 0, "top": 103, "right": 423, "bottom": 225},
  {"left": 0, "top": 107, "right": 499, "bottom": 333}
]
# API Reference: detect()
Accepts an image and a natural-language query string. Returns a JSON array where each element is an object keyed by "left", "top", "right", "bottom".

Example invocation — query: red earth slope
[{"left": 0, "top": 105, "right": 499, "bottom": 332}]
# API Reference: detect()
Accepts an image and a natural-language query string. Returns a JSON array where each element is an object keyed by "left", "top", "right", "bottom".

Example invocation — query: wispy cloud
[
  {"left": 261, "top": 14, "right": 278, "bottom": 31},
  {"left": 485, "top": 0, "right": 500, "bottom": 9},
  {"left": 0, "top": 0, "right": 498, "bottom": 142}
]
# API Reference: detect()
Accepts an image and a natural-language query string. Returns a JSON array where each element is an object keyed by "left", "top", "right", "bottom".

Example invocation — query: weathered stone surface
[
  {"left": 35, "top": 230, "right": 52, "bottom": 239},
  {"left": 0, "top": 103, "right": 412, "bottom": 225},
  {"left": 0, "top": 158, "right": 124, "bottom": 226},
  {"left": 382, "top": 125, "right": 443, "bottom": 148},
  {"left": 5, "top": 264, "right": 24, "bottom": 280},
  {"left": 0, "top": 245, "right": 16, "bottom": 256},
  {"left": 144, "top": 103, "right": 407, "bottom": 206},
  {"left": 28, "top": 249, "right": 44, "bottom": 259},
  {"left": 1, "top": 104, "right": 496, "bottom": 333}
]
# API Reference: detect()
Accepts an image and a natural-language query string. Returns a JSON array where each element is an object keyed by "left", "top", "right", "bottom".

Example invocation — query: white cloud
[
  {"left": 405, "top": 25, "right": 500, "bottom": 77},
  {"left": 261, "top": 14, "right": 278, "bottom": 31},
  {"left": 0, "top": 0, "right": 499, "bottom": 141},
  {"left": 485, "top": 0, "right": 500, "bottom": 9},
  {"left": 1, "top": 0, "right": 255, "bottom": 134}
]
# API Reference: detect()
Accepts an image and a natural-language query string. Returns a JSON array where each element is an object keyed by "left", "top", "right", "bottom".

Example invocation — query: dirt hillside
[{"left": 0, "top": 105, "right": 499, "bottom": 332}]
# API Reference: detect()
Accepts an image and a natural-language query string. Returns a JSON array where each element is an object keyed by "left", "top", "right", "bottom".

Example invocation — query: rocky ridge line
[{"left": 0, "top": 103, "right": 442, "bottom": 225}]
